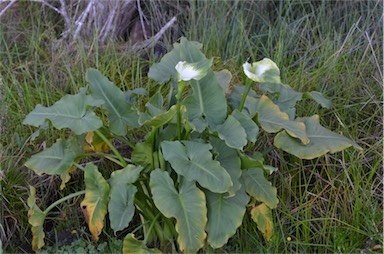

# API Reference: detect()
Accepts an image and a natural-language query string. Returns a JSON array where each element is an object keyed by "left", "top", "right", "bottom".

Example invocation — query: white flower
[
  {"left": 242, "top": 58, "right": 281, "bottom": 84},
  {"left": 175, "top": 59, "right": 212, "bottom": 82}
]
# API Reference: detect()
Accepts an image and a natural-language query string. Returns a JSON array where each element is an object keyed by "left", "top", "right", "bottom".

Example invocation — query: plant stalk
[
  {"left": 176, "top": 81, "right": 187, "bottom": 140},
  {"left": 238, "top": 82, "right": 253, "bottom": 112},
  {"left": 95, "top": 129, "right": 127, "bottom": 167},
  {"left": 44, "top": 190, "right": 86, "bottom": 215}
]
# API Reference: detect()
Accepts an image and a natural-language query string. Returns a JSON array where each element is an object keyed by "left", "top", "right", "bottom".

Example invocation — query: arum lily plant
[{"left": 23, "top": 37, "right": 362, "bottom": 252}]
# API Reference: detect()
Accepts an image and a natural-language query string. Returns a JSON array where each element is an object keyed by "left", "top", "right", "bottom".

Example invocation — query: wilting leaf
[
  {"left": 123, "top": 234, "right": 161, "bottom": 254},
  {"left": 259, "top": 83, "right": 303, "bottom": 119},
  {"left": 81, "top": 164, "right": 110, "bottom": 241},
  {"left": 252, "top": 95, "right": 309, "bottom": 144},
  {"left": 150, "top": 169, "right": 207, "bottom": 253},
  {"left": 161, "top": 140, "right": 232, "bottom": 193},
  {"left": 274, "top": 115, "right": 362, "bottom": 159},
  {"left": 214, "top": 115, "right": 247, "bottom": 150},
  {"left": 231, "top": 110, "right": 259, "bottom": 143},
  {"left": 108, "top": 165, "right": 143, "bottom": 233},
  {"left": 84, "top": 131, "right": 110, "bottom": 153},
  {"left": 23, "top": 92, "right": 103, "bottom": 135},
  {"left": 86, "top": 68, "right": 139, "bottom": 135},
  {"left": 241, "top": 167, "right": 279, "bottom": 209},
  {"left": 205, "top": 186, "right": 249, "bottom": 248},
  {"left": 251, "top": 203, "right": 273, "bottom": 241},
  {"left": 27, "top": 186, "right": 46, "bottom": 251}
]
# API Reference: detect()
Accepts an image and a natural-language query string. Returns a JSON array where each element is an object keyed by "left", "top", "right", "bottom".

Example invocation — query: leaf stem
[
  {"left": 43, "top": 190, "right": 86, "bottom": 215},
  {"left": 238, "top": 82, "right": 253, "bottom": 112},
  {"left": 95, "top": 129, "right": 127, "bottom": 167}
]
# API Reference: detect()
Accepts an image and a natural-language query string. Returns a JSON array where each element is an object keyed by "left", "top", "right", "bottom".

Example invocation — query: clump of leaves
[{"left": 23, "top": 38, "right": 361, "bottom": 252}]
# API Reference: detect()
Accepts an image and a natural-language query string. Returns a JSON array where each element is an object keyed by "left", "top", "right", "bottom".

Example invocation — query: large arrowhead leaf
[
  {"left": 123, "top": 234, "right": 161, "bottom": 254},
  {"left": 214, "top": 115, "right": 247, "bottom": 150},
  {"left": 241, "top": 167, "right": 279, "bottom": 209},
  {"left": 161, "top": 140, "right": 232, "bottom": 193},
  {"left": 81, "top": 164, "right": 110, "bottom": 241},
  {"left": 274, "top": 115, "right": 362, "bottom": 159},
  {"left": 210, "top": 137, "right": 242, "bottom": 196},
  {"left": 23, "top": 92, "right": 103, "bottom": 135},
  {"left": 184, "top": 71, "right": 228, "bottom": 132},
  {"left": 150, "top": 169, "right": 207, "bottom": 253},
  {"left": 251, "top": 203, "right": 273, "bottom": 241},
  {"left": 24, "top": 138, "right": 82, "bottom": 176},
  {"left": 86, "top": 68, "right": 139, "bottom": 135},
  {"left": 253, "top": 95, "right": 309, "bottom": 144},
  {"left": 27, "top": 186, "right": 46, "bottom": 251},
  {"left": 205, "top": 186, "right": 249, "bottom": 248},
  {"left": 24, "top": 138, "right": 83, "bottom": 189},
  {"left": 108, "top": 165, "right": 143, "bottom": 233}
]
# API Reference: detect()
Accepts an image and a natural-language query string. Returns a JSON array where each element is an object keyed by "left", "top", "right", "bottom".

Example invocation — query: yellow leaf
[
  {"left": 27, "top": 186, "right": 46, "bottom": 251},
  {"left": 84, "top": 131, "right": 110, "bottom": 153},
  {"left": 250, "top": 203, "right": 273, "bottom": 241},
  {"left": 80, "top": 165, "right": 110, "bottom": 241}
]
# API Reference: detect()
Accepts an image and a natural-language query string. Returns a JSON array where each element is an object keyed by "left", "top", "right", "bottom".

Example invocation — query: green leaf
[
  {"left": 210, "top": 137, "right": 242, "bottom": 196},
  {"left": 81, "top": 164, "right": 110, "bottom": 241},
  {"left": 239, "top": 153, "right": 278, "bottom": 175},
  {"left": 23, "top": 92, "right": 103, "bottom": 135},
  {"left": 274, "top": 115, "right": 362, "bottom": 159},
  {"left": 241, "top": 167, "right": 279, "bottom": 209},
  {"left": 24, "top": 138, "right": 82, "bottom": 176},
  {"left": 184, "top": 71, "right": 228, "bottom": 132},
  {"left": 205, "top": 186, "right": 249, "bottom": 248},
  {"left": 231, "top": 110, "right": 259, "bottom": 143},
  {"left": 108, "top": 165, "right": 143, "bottom": 233},
  {"left": 161, "top": 141, "right": 232, "bottom": 193},
  {"left": 228, "top": 85, "right": 258, "bottom": 117},
  {"left": 215, "top": 69, "right": 232, "bottom": 94},
  {"left": 259, "top": 83, "right": 303, "bottom": 119},
  {"left": 253, "top": 95, "right": 309, "bottom": 144},
  {"left": 123, "top": 234, "right": 161, "bottom": 254},
  {"left": 132, "top": 142, "right": 153, "bottom": 168},
  {"left": 214, "top": 115, "right": 247, "bottom": 150},
  {"left": 304, "top": 91, "right": 332, "bottom": 108},
  {"left": 86, "top": 68, "right": 139, "bottom": 135},
  {"left": 27, "top": 186, "right": 46, "bottom": 251},
  {"left": 141, "top": 105, "right": 178, "bottom": 128},
  {"left": 150, "top": 169, "right": 207, "bottom": 253},
  {"left": 251, "top": 203, "right": 273, "bottom": 241}
]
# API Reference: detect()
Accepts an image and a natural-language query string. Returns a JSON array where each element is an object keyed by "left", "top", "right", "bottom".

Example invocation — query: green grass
[{"left": 1, "top": 0, "right": 382, "bottom": 253}]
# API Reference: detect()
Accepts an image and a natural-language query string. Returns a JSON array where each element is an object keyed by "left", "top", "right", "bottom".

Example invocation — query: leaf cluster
[{"left": 23, "top": 38, "right": 361, "bottom": 252}]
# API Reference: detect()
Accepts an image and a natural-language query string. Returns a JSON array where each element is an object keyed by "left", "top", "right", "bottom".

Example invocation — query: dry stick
[
  {"left": 100, "top": 2, "right": 118, "bottom": 43},
  {"left": 132, "top": 16, "right": 177, "bottom": 51},
  {"left": 136, "top": 0, "right": 149, "bottom": 40},
  {"left": 73, "top": 0, "right": 94, "bottom": 42},
  {"left": 0, "top": 0, "right": 18, "bottom": 17}
]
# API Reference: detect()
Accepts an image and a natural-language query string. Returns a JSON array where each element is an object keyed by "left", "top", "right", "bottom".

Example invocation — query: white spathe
[
  {"left": 242, "top": 58, "right": 281, "bottom": 84},
  {"left": 175, "top": 59, "right": 212, "bottom": 82}
]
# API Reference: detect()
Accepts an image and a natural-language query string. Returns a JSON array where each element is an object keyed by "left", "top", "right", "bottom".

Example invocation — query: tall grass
[{"left": 1, "top": 0, "right": 382, "bottom": 252}]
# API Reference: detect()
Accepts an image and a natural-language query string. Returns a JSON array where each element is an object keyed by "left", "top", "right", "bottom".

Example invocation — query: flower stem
[
  {"left": 176, "top": 81, "right": 187, "bottom": 140},
  {"left": 238, "top": 82, "right": 253, "bottom": 112}
]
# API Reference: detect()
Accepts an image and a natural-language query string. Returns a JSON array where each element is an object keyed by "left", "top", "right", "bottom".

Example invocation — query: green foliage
[{"left": 23, "top": 37, "right": 361, "bottom": 253}]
